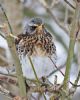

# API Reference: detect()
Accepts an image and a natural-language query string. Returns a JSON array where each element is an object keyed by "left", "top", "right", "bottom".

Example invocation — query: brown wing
[
  {"left": 42, "top": 29, "right": 56, "bottom": 56},
  {"left": 15, "top": 33, "right": 38, "bottom": 56}
]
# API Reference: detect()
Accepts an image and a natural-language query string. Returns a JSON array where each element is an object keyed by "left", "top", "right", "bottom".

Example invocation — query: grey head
[
  {"left": 28, "top": 17, "right": 43, "bottom": 26},
  {"left": 23, "top": 18, "right": 44, "bottom": 35}
]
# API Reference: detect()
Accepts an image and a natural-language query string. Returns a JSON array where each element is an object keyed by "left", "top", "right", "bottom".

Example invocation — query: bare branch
[
  {"left": 0, "top": 4, "right": 27, "bottom": 97},
  {"left": 49, "top": 57, "right": 80, "bottom": 87},
  {"left": 63, "top": 0, "right": 80, "bottom": 90},
  {"left": 64, "top": 0, "right": 75, "bottom": 9},
  {"left": 0, "top": 31, "right": 6, "bottom": 39},
  {"left": 37, "top": 0, "right": 69, "bottom": 35},
  {"left": 0, "top": 84, "right": 16, "bottom": 98}
]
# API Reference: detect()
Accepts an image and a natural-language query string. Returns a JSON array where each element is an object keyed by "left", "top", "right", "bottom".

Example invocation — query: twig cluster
[{"left": 0, "top": 0, "right": 80, "bottom": 100}]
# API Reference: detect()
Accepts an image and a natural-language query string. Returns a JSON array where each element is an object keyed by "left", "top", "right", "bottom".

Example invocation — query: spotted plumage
[
  {"left": 15, "top": 18, "right": 56, "bottom": 78},
  {"left": 15, "top": 18, "right": 56, "bottom": 57}
]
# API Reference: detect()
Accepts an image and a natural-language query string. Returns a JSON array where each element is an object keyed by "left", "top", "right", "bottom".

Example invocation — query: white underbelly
[{"left": 20, "top": 54, "right": 56, "bottom": 79}]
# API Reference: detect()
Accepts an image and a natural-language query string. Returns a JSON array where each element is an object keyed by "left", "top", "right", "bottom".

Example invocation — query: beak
[{"left": 37, "top": 24, "right": 43, "bottom": 32}]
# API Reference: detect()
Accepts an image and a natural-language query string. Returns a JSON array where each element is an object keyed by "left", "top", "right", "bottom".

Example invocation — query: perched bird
[{"left": 15, "top": 18, "right": 56, "bottom": 79}]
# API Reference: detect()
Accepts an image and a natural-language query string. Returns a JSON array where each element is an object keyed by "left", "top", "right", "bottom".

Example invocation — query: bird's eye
[{"left": 30, "top": 26, "right": 37, "bottom": 31}]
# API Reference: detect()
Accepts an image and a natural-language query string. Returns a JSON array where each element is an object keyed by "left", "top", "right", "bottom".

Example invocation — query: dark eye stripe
[{"left": 30, "top": 26, "right": 37, "bottom": 31}]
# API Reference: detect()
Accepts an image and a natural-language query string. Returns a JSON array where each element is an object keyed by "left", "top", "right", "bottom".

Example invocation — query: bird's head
[{"left": 24, "top": 18, "right": 45, "bottom": 35}]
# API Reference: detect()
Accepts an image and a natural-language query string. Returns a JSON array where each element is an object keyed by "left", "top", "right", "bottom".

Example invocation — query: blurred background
[{"left": 0, "top": 0, "right": 80, "bottom": 100}]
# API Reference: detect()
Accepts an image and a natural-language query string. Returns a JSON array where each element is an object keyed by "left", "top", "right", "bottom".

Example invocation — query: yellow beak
[{"left": 37, "top": 24, "right": 43, "bottom": 32}]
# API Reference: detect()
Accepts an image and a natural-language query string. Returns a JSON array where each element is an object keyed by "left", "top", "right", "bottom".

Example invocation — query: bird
[{"left": 15, "top": 18, "right": 56, "bottom": 79}]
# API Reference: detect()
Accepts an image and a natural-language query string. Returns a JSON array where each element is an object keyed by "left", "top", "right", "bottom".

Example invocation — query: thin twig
[
  {"left": 0, "top": 4, "right": 13, "bottom": 34},
  {"left": 43, "top": 93, "right": 47, "bottom": 100},
  {"left": 68, "top": 71, "right": 80, "bottom": 99},
  {"left": 64, "top": 0, "right": 75, "bottom": 9},
  {"left": 0, "top": 72, "right": 41, "bottom": 85},
  {"left": 63, "top": 1, "right": 80, "bottom": 90},
  {"left": 0, "top": 4, "right": 27, "bottom": 97},
  {"left": 0, "top": 54, "right": 9, "bottom": 65},
  {"left": 0, "top": 75, "right": 18, "bottom": 86},
  {"left": 73, "top": 71, "right": 80, "bottom": 88},
  {"left": 49, "top": 57, "right": 80, "bottom": 87},
  {"left": 37, "top": 0, "right": 69, "bottom": 35},
  {"left": 47, "top": 62, "right": 65, "bottom": 78},
  {"left": 64, "top": 4, "right": 68, "bottom": 25},
  {"left": 49, "top": 57, "right": 65, "bottom": 76},
  {"left": 0, "top": 31, "right": 6, "bottom": 39},
  {"left": 0, "top": 72, "right": 16, "bottom": 78},
  {"left": 28, "top": 56, "right": 40, "bottom": 83},
  {"left": 0, "top": 84, "right": 16, "bottom": 98},
  {"left": 28, "top": 57, "right": 47, "bottom": 100},
  {"left": 31, "top": 94, "right": 37, "bottom": 100},
  {"left": 30, "top": 84, "right": 62, "bottom": 93}
]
